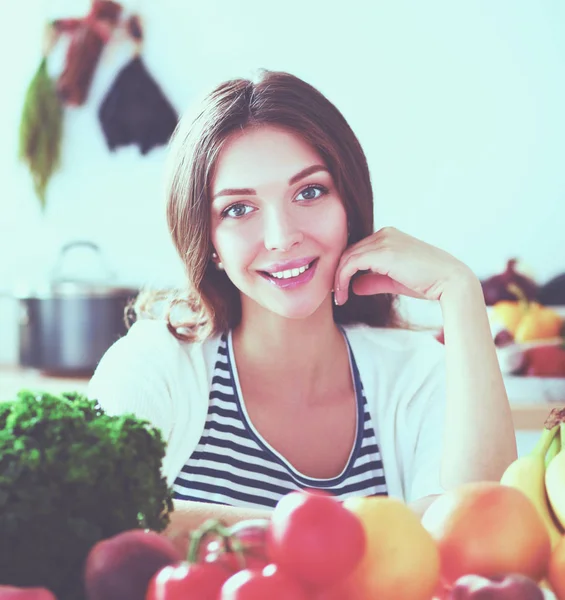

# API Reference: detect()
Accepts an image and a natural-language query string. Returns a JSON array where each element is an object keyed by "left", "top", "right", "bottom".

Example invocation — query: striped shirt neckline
[
  {"left": 173, "top": 331, "right": 388, "bottom": 507},
  {"left": 226, "top": 329, "right": 364, "bottom": 485}
]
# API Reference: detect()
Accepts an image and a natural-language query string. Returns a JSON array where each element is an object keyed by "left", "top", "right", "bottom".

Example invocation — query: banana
[
  {"left": 546, "top": 433, "right": 562, "bottom": 468},
  {"left": 546, "top": 424, "right": 565, "bottom": 531},
  {"left": 501, "top": 425, "right": 563, "bottom": 549}
]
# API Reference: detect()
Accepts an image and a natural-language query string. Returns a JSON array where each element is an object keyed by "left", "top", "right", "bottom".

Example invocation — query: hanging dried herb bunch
[{"left": 18, "top": 23, "right": 63, "bottom": 210}]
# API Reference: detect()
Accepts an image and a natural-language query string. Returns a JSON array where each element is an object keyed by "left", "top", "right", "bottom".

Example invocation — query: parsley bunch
[{"left": 0, "top": 390, "right": 173, "bottom": 600}]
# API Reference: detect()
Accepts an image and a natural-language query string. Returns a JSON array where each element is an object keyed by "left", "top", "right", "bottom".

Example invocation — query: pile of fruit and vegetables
[
  {"left": 432, "top": 259, "right": 565, "bottom": 377},
  {"left": 4, "top": 392, "right": 565, "bottom": 599},
  {"left": 480, "top": 259, "right": 565, "bottom": 378}
]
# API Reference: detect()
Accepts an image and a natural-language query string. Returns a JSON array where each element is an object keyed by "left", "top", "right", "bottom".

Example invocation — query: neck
[{"left": 232, "top": 297, "right": 346, "bottom": 387}]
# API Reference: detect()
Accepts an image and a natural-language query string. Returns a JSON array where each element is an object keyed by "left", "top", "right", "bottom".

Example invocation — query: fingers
[
  {"left": 352, "top": 274, "right": 426, "bottom": 299},
  {"left": 352, "top": 273, "right": 398, "bottom": 296},
  {"left": 334, "top": 250, "right": 388, "bottom": 305},
  {"left": 333, "top": 228, "right": 400, "bottom": 305}
]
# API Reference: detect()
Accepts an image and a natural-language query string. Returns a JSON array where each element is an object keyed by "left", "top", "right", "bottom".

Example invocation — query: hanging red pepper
[{"left": 53, "top": 0, "right": 123, "bottom": 107}]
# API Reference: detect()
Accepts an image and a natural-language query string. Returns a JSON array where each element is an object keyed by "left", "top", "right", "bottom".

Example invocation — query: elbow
[{"left": 440, "top": 436, "right": 518, "bottom": 489}]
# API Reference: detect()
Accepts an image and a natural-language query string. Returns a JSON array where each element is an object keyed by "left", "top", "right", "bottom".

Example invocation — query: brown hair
[{"left": 134, "top": 69, "right": 404, "bottom": 341}]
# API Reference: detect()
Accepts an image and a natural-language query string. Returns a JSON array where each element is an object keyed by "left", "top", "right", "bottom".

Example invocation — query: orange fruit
[
  {"left": 340, "top": 496, "right": 440, "bottom": 600},
  {"left": 548, "top": 534, "right": 565, "bottom": 599},
  {"left": 421, "top": 482, "right": 551, "bottom": 585}
]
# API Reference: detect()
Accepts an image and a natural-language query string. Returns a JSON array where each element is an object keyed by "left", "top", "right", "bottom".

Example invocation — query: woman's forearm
[
  {"left": 439, "top": 270, "right": 517, "bottom": 488},
  {"left": 164, "top": 499, "right": 272, "bottom": 555}
]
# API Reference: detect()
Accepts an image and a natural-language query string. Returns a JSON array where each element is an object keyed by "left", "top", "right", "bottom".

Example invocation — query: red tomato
[
  {"left": 220, "top": 564, "right": 310, "bottom": 600},
  {"left": 146, "top": 561, "right": 230, "bottom": 600},
  {"left": 203, "top": 519, "right": 270, "bottom": 572},
  {"left": 267, "top": 490, "right": 366, "bottom": 588},
  {"left": 311, "top": 587, "right": 348, "bottom": 600}
]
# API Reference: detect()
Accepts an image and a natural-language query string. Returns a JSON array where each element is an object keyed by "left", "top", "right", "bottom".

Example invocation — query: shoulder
[
  {"left": 343, "top": 322, "right": 445, "bottom": 417},
  {"left": 109, "top": 318, "right": 185, "bottom": 351},
  {"left": 87, "top": 319, "right": 220, "bottom": 422},
  {"left": 343, "top": 323, "right": 444, "bottom": 369},
  {"left": 94, "top": 319, "right": 220, "bottom": 368},
  {"left": 88, "top": 320, "right": 221, "bottom": 486}
]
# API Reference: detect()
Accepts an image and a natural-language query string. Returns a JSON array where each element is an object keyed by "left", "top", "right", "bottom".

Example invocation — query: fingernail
[{"left": 334, "top": 294, "right": 339, "bottom": 306}]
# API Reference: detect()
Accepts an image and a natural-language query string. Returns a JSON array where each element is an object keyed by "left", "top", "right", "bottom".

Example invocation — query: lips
[
  {"left": 259, "top": 256, "right": 318, "bottom": 275},
  {"left": 259, "top": 258, "right": 316, "bottom": 279},
  {"left": 258, "top": 259, "right": 319, "bottom": 289}
]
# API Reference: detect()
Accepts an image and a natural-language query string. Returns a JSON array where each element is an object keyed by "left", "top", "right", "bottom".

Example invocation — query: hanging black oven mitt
[{"left": 98, "top": 15, "right": 178, "bottom": 154}]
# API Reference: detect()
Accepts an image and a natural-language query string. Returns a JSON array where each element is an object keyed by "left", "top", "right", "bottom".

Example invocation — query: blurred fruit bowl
[
  {"left": 487, "top": 305, "right": 565, "bottom": 377},
  {"left": 503, "top": 372, "right": 565, "bottom": 404},
  {"left": 496, "top": 338, "right": 565, "bottom": 374},
  {"left": 479, "top": 259, "right": 565, "bottom": 379}
]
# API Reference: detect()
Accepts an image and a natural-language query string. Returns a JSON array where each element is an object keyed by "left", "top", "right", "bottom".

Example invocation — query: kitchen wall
[{"left": 0, "top": 0, "right": 564, "bottom": 365}]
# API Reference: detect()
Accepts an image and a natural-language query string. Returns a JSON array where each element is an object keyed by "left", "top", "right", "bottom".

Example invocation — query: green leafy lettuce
[{"left": 0, "top": 389, "right": 173, "bottom": 599}]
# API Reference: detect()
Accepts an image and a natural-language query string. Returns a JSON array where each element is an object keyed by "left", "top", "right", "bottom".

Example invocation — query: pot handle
[{"left": 50, "top": 240, "right": 117, "bottom": 283}]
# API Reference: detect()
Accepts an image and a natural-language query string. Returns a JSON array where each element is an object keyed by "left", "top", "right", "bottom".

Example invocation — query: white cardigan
[{"left": 88, "top": 319, "right": 447, "bottom": 503}]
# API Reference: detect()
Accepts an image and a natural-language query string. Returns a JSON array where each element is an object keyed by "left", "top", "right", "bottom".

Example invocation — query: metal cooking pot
[{"left": 16, "top": 241, "right": 139, "bottom": 376}]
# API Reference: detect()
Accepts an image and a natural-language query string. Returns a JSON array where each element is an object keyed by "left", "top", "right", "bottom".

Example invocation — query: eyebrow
[{"left": 212, "top": 164, "right": 329, "bottom": 200}]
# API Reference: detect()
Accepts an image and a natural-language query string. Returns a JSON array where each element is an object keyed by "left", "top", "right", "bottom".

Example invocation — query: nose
[{"left": 263, "top": 206, "right": 303, "bottom": 252}]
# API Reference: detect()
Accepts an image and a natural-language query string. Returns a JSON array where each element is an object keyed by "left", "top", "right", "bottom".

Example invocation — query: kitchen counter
[
  {"left": 511, "top": 404, "right": 559, "bottom": 430},
  {"left": 503, "top": 376, "right": 565, "bottom": 430},
  {"left": 0, "top": 367, "right": 563, "bottom": 431},
  {"left": 0, "top": 366, "right": 91, "bottom": 399}
]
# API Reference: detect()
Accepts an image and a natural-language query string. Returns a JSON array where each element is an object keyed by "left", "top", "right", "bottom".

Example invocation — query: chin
[
  {"left": 273, "top": 306, "right": 319, "bottom": 321},
  {"left": 237, "top": 271, "right": 334, "bottom": 321},
  {"left": 261, "top": 294, "right": 329, "bottom": 321}
]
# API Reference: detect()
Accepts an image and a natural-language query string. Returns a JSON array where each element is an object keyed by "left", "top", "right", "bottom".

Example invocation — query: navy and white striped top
[{"left": 173, "top": 331, "right": 388, "bottom": 508}]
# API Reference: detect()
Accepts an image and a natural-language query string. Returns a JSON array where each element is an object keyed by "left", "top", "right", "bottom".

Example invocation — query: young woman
[{"left": 88, "top": 70, "right": 517, "bottom": 543}]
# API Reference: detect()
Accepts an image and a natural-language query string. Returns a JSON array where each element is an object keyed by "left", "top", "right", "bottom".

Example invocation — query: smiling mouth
[{"left": 260, "top": 259, "right": 318, "bottom": 280}]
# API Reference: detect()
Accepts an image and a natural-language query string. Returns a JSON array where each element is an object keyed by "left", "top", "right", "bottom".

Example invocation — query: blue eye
[
  {"left": 296, "top": 185, "right": 329, "bottom": 202},
  {"left": 222, "top": 203, "right": 253, "bottom": 219}
]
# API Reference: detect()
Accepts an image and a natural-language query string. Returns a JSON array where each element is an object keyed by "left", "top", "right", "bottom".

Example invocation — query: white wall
[{"left": 1, "top": 0, "right": 564, "bottom": 362}]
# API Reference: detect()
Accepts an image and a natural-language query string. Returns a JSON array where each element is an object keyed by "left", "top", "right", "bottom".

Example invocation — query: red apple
[{"left": 84, "top": 529, "right": 183, "bottom": 600}]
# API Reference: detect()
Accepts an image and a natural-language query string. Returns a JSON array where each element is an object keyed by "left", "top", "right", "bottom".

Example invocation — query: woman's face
[{"left": 210, "top": 125, "right": 348, "bottom": 321}]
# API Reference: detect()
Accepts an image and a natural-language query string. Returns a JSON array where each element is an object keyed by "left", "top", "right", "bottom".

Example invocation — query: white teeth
[{"left": 269, "top": 263, "right": 311, "bottom": 279}]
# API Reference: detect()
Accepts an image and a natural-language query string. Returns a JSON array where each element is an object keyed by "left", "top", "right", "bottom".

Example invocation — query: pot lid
[
  {"left": 14, "top": 241, "right": 139, "bottom": 299},
  {"left": 14, "top": 281, "right": 139, "bottom": 299}
]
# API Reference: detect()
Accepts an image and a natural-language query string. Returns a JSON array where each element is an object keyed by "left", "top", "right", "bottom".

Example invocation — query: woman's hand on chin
[{"left": 333, "top": 226, "right": 476, "bottom": 306}]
